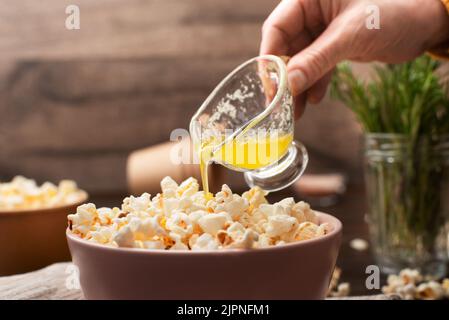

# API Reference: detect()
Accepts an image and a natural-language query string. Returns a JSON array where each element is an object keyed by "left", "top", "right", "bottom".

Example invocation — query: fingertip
[
  {"left": 306, "top": 70, "right": 333, "bottom": 105},
  {"left": 307, "top": 89, "right": 325, "bottom": 105},
  {"left": 294, "top": 94, "right": 307, "bottom": 120},
  {"left": 288, "top": 69, "right": 308, "bottom": 96}
]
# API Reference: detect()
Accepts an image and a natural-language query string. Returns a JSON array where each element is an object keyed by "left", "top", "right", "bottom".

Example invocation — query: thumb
[{"left": 287, "top": 27, "right": 347, "bottom": 96}]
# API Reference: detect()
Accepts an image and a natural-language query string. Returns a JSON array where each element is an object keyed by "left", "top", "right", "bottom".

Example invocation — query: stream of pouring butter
[{"left": 198, "top": 133, "right": 293, "bottom": 198}]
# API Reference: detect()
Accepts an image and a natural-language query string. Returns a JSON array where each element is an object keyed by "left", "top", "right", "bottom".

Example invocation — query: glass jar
[{"left": 364, "top": 133, "right": 449, "bottom": 279}]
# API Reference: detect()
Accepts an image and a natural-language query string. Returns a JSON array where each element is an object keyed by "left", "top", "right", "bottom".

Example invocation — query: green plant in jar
[{"left": 331, "top": 56, "right": 449, "bottom": 277}]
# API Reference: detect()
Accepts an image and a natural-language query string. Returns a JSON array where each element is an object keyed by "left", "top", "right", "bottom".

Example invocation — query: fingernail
[{"left": 288, "top": 69, "right": 307, "bottom": 96}]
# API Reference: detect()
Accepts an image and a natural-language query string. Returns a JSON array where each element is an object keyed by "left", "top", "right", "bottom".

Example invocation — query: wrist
[{"left": 427, "top": 0, "right": 449, "bottom": 50}]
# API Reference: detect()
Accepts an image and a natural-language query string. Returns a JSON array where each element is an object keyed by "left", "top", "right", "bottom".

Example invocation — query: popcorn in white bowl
[
  {"left": 0, "top": 176, "right": 87, "bottom": 211},
  {"left": 68, "top": 176, "right": 332, "bottom": 250}
]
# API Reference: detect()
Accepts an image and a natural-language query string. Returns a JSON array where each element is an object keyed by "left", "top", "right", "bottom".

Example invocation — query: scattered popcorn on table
[
  {"left": 327, "top": 267, "right": 351, "bottom": 298},
  {"left": 416, "top": 281, "right": 445, "bottom": 300},
  {"left": 68, "top": 176, "right": 332, "bottom": 250},
  {"left": 349, "top": 238, "right": 369, "bottom": 251},
  {"left": 0, "top": 176, "right": 87, "bottom": 210},
  {"left": 382, "top": 268, "right": 449, "bottom": 300}
]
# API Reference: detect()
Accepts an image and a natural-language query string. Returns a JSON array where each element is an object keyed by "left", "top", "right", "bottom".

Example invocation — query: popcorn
[
  {"left": 397, "top": 283, "right": 417, "bottom": 300},
  {"left": 349, "top": 238, "right": 369, "bottom": 251},
  {"left": 132, "top": 216, "right": 167, "bottom": 240},
  {"left": 97, "top": 207, "right": 118, "bottom": 225},
  {"left": 166, "top": 212, "right": 193, "bottom": 238},
  {"left": 400, "top": 268, "right": 423, "bottom": 285},
  {"left": 229, "top": 229, "right": 258, "bottom": 249},
  {"left": 416, "top": 281, "right": 445, "bottom": 300},
  {"left": 242, "top": 187, "right": 267, "bottom": 208},
  {"left": 382, "top": 268, "right": 449, "bottom": 300},
  {"left": 90, "top": 226, "right": 115, "bottom": 244},
  {"left": 161, "top": 176, "right": 178, "bottom": 196},
  {"left": 226, "top": 222, "right": 246, "bottom": 240},
  {"left": 68, "top": 176, "right": 332, "bottom": 250},
  {"left": 177, "top": 177, "right": 199, "bottom": 198},
  {"left": 294, "top": 222, "right": 319, "bottom": 241},
  {"left": 330, "top": 283, "right": 351, "bottom": 298},
  {"left": 442, "top": 279, "right": 449, "bottom": 295},
  {"left": 143, "top": 240, "right": 165, "bottom": 250},
  {"left": 215, "top": 184, "right": 249, "bottom": 220},
  {"left": 291, "top": 201, "right": 318, "bottom": 224},
  {"left": 264, "top": 215, "right": 298, "bottom": 237},
  {"left": 256, "top": 233, "right": 273, "bottom": 248},
  {"left": 191, "top": 233, "right": 220, "bottom": 251},
  {"left": 327, "top": 266, "right": 351, "bottom": 298},
  {"left": 113, "top": 225, "right": 135, "bottom": 248},
  {"left": 0, "top": 176, "right": 86, "bottom": 210},
  {"left": 122, "top": 193, "right": 151, "bottom": 213},
  {"left": 68, "top": 203, "right": 97, "bottom": 236},
  {"left": 169, "top": 233, "right": 189, "bottom": 251},
  {"left": 198, "top": 212, "right": 230, "bottom": 236}
]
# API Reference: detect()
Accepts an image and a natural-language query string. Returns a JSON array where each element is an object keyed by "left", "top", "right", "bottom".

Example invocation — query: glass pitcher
[{"left": 189, "top": 55, "right": 308, "bottom": 192}]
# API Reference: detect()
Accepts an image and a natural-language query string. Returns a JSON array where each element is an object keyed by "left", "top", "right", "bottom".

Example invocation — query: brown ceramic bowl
[
  {"left": 0, "top": 193, "right": 88, "bottom": 276},
  {"left": 67, "top": 211, "right": 342, "bottom": 300}
]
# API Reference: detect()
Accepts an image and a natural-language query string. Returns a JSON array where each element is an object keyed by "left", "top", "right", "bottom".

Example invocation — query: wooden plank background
[{"left": 0, "top": 0, "right": 363, "bottom": 194}]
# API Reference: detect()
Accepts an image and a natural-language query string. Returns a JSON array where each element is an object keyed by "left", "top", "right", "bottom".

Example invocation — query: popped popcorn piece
[
  {"left": 349, "top": 238, "right": 369, "bottom": 251},
  {"left": 328, "top": 267, "right": 342, "bottom": 295},
  {"left": 177, "top": 177, "right": 199, "bottom": 198},
  {"left": 264, "top": 215, "right": 298, "bottom": 237},
  {"left": 327, "top": 267, "right": 351, "bottom": 298},
  {"left": 215, "top": 184, "right": 249, "bottom": 219},
  {"left": 161, "top": 176, "right": 178, "bottom": 197},
  {"left": 397, "top": 283, "right": 417, "bottom": 300},
  {"left": 68, "top": 176, "right": 332, "bottom": 250},
  {"left": 143, "top": 240, "right": 165, "bottom": 250},
  {"left": 291, "top": 201, "right": 318, "bottom": 224},
  {"left": 68, "top": 203, "right": 98, "bottom": 236},
  {"left": 316, "top": 223, "right": 332, "bottom": 237},
  {"left": 97, "top": 207, "right": 118, "bottom": 225},
  {"left": 242, "top": 186, "right": 267, "bottom": 209},
  {"left": 382, "top": 268, "right": 448, "bottom": 300},
  {"left": 198, "top": 212, "right": 230, "bottom": 236},
  {"left": 226, "top": 222, "right": 246, "bottom": 240},
  {"left": 215, "top": 184, "right": 233, "bottom": 203},
  {"left": 90, "top": 226, "right": 115, "bottom": 244},
  {"left": 122, "top": 193, "right": 151, "bottom": 213},
  {"left": 330, "top": 283, "right": 351, "bottom": 298},
  {"left": 442, "top": 279, "right": 449, "bottom": 297},
  {"left": 132, "top": 216, "right": 167, "bottom": 240},
  {"left": 169, "top": 232, "right": 189, "bottom": 251},
  {"left": 294, "top": 222, "right": 319, "bottom": 241},
  {"left": 0, "top": 176, "right": 86, "bottom": 210},
  {"left": 399, "top": 268, "right": 423, "bottom": 285},
  {"left": 256, "top": 233, "right": 274, "bottom": 248},
  {"left": 416, "top": 281, "right": 445, "bottom": 300},
  {"left": 228, "top": 229, "right": 259, "bottom": 249},
  {"left": 166, "top": 212, "right": 193, "bottom": 239},
  {"left": 113, "top": 226, "right": 135, "bottom": 248},
  {"left": 191, "top": 233, "right": 219, "bottom": 251}
]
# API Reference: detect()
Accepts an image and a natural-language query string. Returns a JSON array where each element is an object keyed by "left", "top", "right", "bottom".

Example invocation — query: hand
[{"left": 260, "top": 0, "right": 449, "bottom": 118}]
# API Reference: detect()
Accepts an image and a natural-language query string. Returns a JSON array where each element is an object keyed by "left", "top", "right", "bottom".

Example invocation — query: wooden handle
[{"left": 126, "top": 140, "right": 223, "bottom": 195}]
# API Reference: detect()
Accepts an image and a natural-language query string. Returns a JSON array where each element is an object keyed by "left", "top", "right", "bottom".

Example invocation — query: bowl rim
[
  {"left": 0, "top": 192, "right": 88, "bottom": 216},
  {"left": 66, "top": 211, "right": 342, "bottom": 255}
]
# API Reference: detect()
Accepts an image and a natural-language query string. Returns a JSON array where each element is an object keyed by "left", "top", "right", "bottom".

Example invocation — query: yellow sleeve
[{"left": 428, "top": 0, "right": 449, "bottom": 60}]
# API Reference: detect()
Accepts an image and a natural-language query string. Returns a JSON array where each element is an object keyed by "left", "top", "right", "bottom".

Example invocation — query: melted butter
[{"left": 197, "top": 132, "right": 293, "bottom": 197}]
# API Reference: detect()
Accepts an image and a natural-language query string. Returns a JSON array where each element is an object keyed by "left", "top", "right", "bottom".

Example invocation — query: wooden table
[{"left": 0, "top": 262, "right": 395, "bottom": 300}]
